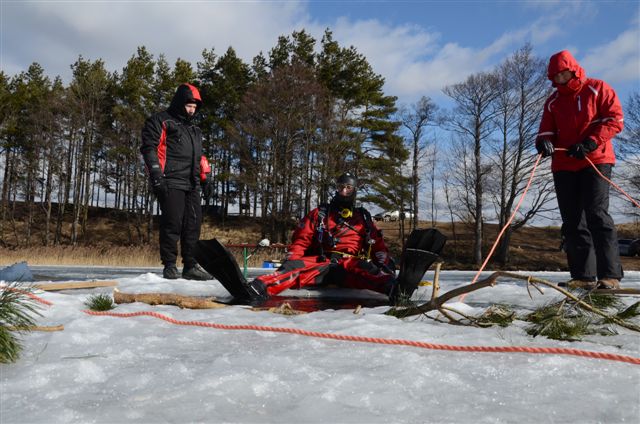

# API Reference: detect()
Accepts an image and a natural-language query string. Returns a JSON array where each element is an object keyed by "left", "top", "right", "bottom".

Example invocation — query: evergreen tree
[
  {"left": 9, "top": 64, "right": 52, "bottom": 245},
  {"left": 67, "top": 56, "right": 112, "bottom": 242},
  {"left": 111, "top": 46, "right": 156, "bottom": 244},
  {"left": 318, "top": 30, "right": 407, "bottom": 215},
  {"left": 198, "top": 47, "right": 252, "bottom": 218}
]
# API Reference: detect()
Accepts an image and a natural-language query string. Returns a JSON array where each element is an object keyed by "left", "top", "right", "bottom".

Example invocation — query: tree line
[{"left": 1, "top": 29, "right": 638, "bottom": 266}]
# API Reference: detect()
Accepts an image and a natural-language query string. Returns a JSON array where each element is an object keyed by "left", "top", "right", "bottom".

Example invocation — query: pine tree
[
  {"left": 318, "top": 30, "right": 408, "bottom": 217},
  {"left": 198, "top": 47, "right": 252, "bottom": 218}
]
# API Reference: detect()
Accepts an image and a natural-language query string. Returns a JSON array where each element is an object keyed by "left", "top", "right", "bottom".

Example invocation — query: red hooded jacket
[{"left": 536, "top": 50, "right": 624, "bottom": 172}]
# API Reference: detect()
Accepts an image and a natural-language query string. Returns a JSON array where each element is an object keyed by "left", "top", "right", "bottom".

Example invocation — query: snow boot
[
  {"left": 596, "top": 278, "right": 621, "bottom": 289},
  {"left": 558, "top": 279, "right": 597, "bottom": 289},
  {"left": 163, "top": 263, "right": 180, "bottom": 280},
  {"left": 182, "top": 263, "right": 213, "bottom": 281}
]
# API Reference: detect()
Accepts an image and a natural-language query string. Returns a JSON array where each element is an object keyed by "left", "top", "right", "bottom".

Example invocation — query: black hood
[
  {"left": 331, "top": 173, "right": 358, "bottom": 209},
  {"left": 168, "top": 83, "right": 202, "bottom": 121}
]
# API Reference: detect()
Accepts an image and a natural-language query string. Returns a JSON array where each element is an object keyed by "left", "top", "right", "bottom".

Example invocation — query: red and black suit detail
[
  {"left": 253, "top": 204, "right": 396, "bottom": 297},
  {"left": 141, "top": 83, "right": 204, "bottom": 191},
  {"left": 140, "top": 83, "right": 207, "bottom": 266}
]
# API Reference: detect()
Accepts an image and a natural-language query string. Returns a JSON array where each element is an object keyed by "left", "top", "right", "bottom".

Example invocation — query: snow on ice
[{"left": 0, "top": 267, "right": 639, "bottom": 423}]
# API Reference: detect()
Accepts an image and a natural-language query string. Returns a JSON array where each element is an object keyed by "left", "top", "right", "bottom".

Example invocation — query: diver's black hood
[
  {"left": 168, "top": 83, "right": 202, "bottom": 121},
  {"left": 331, "top": 173, "right": 358, "bottom": 210}
]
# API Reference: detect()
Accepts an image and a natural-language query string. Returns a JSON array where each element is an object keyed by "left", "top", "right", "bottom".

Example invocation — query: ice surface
[{"left": 1, "top": 268, "right": 639, "bottom": 423}]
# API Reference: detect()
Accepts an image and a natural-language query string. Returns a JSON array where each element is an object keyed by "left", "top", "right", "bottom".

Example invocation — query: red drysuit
[{"left": 253, "top": 204, "right": 396, "bottom": 297}]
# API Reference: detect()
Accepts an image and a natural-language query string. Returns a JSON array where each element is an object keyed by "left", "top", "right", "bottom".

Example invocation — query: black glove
[
  {"left": 201, "top": 177, "right": 214, "bottom": 201},
  {"left": 566, "top": 138, "right": 597, "bottom": 160},
  {"left": 150, "top": 175, "right": 168, "bottom": 202},
  {"left": 535, "top": 139, "right": 554, "bottom": 158}
]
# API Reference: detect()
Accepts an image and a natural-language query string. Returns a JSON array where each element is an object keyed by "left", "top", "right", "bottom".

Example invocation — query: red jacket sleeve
[
  {"left": 287, "top": 209, "right": 319, "bottom": 260},
  {"left": 585, "top": 80, "right": 624, "bottom": 147},
  {"left": 369, "top": 221, "right": 391, "bottom": 266},
  {"left": 536, "top": 93, "right": 558, "bottom": 144}
]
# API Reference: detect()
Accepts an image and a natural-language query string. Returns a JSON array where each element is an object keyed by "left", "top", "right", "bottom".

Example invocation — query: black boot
[
  {"left": 245, "top": 279, "right": 269, "bottom": 303},
  {"left": 182, "top": 263, "right": 213, "bottom": 281},
  {"left": 387, "top": 279, "right": 400, "bottom": 305},
  {"left": 163, "top": 263, "right": 180, "bottom": 280}
]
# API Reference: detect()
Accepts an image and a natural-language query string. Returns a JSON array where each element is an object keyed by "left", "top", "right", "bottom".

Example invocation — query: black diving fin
[
  {"left": 194, "top": 238, "right": 266, "bottom": 301},
  {"left": 404, "top": 228, "right": 447, "bottom": 252},
  {"left": 396, "top": 228, "right": 447, "bottom": 300}
]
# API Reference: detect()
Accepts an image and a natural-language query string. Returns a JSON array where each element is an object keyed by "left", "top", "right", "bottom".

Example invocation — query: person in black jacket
[{"left": 141, "top": 83, "right": 213, "bottom": 280}]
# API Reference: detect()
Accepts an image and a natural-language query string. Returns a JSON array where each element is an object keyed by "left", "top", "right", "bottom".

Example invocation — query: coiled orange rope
[{"left": 84, "top": 309, "right": 640, "bottom": 366}]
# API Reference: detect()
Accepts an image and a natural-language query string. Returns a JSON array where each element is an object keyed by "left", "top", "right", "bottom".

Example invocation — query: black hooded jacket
[{"left": 141, "top": 83, "right": 204, "bottom": 190}]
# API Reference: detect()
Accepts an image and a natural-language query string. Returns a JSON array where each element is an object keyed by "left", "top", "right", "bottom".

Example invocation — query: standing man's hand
[
  {"left": 151, "top": 175, "right": 168, "bottom": 202},
  {"left": 201, "top": 176, "right": 214, "bottom": 201},
  {"left": 535, "top": 139, "right": 555, "bottom": 158},
  {"left": 566, "top": 138, "right": 597, "bottom": 160}
]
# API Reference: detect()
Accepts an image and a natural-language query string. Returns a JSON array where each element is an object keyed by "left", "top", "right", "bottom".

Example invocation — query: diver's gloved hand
[{"left": 374, "top": 251, "right": 387, "bottom": 264}]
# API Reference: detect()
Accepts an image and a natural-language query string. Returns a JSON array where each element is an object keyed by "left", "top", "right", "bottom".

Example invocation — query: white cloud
[
  {"left": 1, "top": 0, "right": 637, "bottom": 107},
  {"left": 1, "top": 1, "right": 309, "bottom": 79},
  {"left": 328, "top": 18, "right": 544, "bottom": 102},
  {"left": 581, "top": 26, "right": 640, "bottom": 83}
]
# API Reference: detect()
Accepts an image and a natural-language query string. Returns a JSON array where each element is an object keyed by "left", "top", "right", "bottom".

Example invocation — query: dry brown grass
[
  {"left": 0, "top": 245, "right": 159, "bottom": 266},
  {"left": 1, "top": 207, "right": 639, "bottom": 270},
  {"left": 375, "top": 220, "right": 640, "bottom": 271}
]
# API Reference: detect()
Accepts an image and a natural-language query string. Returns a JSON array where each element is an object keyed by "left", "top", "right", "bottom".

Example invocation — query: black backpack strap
[
  {"left": 358, "top": 207, "right": 373, "bottom": 231},
  {"left": 357, "top": 207, "right": 375, "bottom": 259},
  {"left": 316, "top": 204, "right": 329, "bottom": 260}
]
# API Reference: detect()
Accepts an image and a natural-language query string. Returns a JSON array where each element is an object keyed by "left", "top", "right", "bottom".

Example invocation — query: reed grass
[
  {"left": 0, "top": 245, "right": 160, "bottom": 266},
  {"left": 0, "top": 245, "right": 284, "bottom": 267}
]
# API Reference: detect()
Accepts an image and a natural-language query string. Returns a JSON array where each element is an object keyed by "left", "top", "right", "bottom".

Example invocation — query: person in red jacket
[
  {"left": 535, "top": 50, "right": 624, "bottom": 289},
  {"left": 141, "top": 83, "right": 214, "bottom": 280},
  {"left": 247, "top": 173, "right": 397, "bottom": 299}
]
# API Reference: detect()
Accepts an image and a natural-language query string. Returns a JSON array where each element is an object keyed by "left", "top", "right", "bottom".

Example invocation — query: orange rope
[
  {"left": 552, "top": 148, "right": 640, "bottom": 209},
  {"left": 7, "top": 287, "right": 639, "bottom": 366},
  {"left": 459, "top": 154, "right": 543, "bottom": 302},
  {"left": 0, "top": 285, "right": 53, "bottom": 306},
  {"left": 84, "top": 309, "right": 640, "bottom": 366},
  {"left": 460, "top": 150, "right": 640, "bottom": 302}
]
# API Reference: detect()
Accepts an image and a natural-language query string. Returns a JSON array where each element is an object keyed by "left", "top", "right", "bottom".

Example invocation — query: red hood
[
  {"left": 168, "top": 83, "right": 202, "bottom": 120},
  {"left": 547, "top": 50, "right": 586, "bottom": 87}
]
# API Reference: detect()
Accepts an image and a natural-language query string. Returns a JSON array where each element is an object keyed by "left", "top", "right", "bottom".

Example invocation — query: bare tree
[
  {"left": 442, "top": 167, "right": 459, "bottom": 261},
  {"left": 400, "top": 96, "right": 438, "bottom": 230},
  {"left": 615, "top": 91, "right": 640, "bottom": 225},
  {"left": 487, "top": 44, "right": 556, "bottom": 265},
  {"left": 443, "top": 72, "right": 501, "bottom": 265},
  {"left": 425, "top": 138, "right": 439, "bottom": 227}
]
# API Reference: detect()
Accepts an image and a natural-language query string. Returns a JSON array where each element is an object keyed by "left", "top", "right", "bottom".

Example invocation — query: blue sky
[{"left": 1, "top": 0, "right": 639, "bottom": 106}]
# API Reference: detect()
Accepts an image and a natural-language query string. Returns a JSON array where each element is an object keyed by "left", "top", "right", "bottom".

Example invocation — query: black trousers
[
  {"left": 158, "top": 188, "right": 202, "bottom": 266},
  {"left": 553, "top": 164, "right": 623, "bottom": 281}
]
